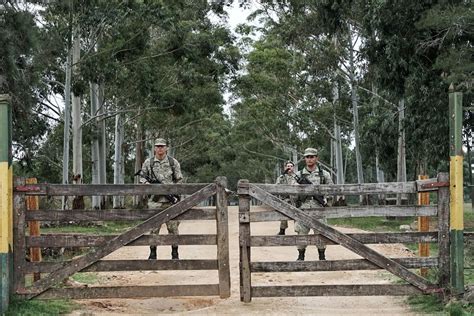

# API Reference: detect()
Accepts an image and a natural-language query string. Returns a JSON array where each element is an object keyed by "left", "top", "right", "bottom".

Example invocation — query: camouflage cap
[
  {"left": 154, "top": 138, "right": 167, "bottom": 146},
  {"left": 303, "top": 147, "right": 318, "bottom": 157}
]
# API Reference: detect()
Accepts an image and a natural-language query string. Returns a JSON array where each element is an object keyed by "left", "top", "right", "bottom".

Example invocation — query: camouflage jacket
[
  {"left": 140, "top": 155, "right": 183, "bottom": 202},
  {"left": 276, "top": 173, "right": 298, "bottom": 205},
  {"left": 296, "top": 165, "right": 333, "bottom": 208}
]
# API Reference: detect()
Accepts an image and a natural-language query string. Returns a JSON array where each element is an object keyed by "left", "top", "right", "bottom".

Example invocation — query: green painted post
[
  {"left": 449, "top": 85, "right": 464, "bottom": 294},
  {"left": 0, "top": 94, "right": 12, "bottom": 314}
]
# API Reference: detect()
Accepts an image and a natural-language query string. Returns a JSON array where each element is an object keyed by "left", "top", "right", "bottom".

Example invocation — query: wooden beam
[
  {"left": 26, "top": 234, "right": 217, "bottom": 248},
  {"left": 252, "top": 285, "right": 422, "bottom": 297},
  {"left": 22, "top": 183, "right": 216, "bottom": 298},
  {"left": 249, "top": 205, "right": 437, "bottom": 222},
  {"left": 418, "top": 175, "right": 430, "bottom": 277},
  {"left": 215, "top": 177, "right": 230, "bottom": 298},
  {"left": 437, "top": 173, "right": 450, "bottom": 289},
  {"left": 250, "top": 232, "right": 438, "bottom": 247},
  {"left": 26, "top": 178, "right": 41, "bottom": 282},
  {"left": 251, "top": 257, "right": 439, "bottom": 272},
  {"left": 248, "top": 184, "right": 437, "bottom": 293},
  {"left": 13, "top": 177, "right": 27, "bottom": 294},
  {"left": 14, "top": 183, "right": 209, "bottom": 196},
  {"left": 246, "top": 181, "right": 419, "bottom": 196},
  {"left": 34, "top": 284, "right": 220, "bottom": 299},
  {"left": 24, "top": 259, "right": 218, "bottom": 273},
  {"left": 238, "top": 180, "right": 252, "bottom": 303},
  {"left": 26, "top": 207, "right": 216, "bottom": 222}
]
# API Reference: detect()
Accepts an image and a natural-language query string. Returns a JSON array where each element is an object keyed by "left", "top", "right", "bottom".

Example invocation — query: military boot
[
  {"left": 148, "top": 246, "right": 157, "bottom": 260},
  {"left": 318, "top": 248, "right": 326, "bottom": 261},
  {"left": 171, "top": 246, "right": 179, "bottom": 260},
  {"left": 297, "top": 249, "right": 305, "bottom": 261},
  {"left": 278, "top": 228, "right": 286, "bottom": 235}
]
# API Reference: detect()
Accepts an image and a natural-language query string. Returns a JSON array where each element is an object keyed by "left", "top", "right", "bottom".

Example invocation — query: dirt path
[{"left": 70, "top": 206, "right": 415, "bottom": 315}]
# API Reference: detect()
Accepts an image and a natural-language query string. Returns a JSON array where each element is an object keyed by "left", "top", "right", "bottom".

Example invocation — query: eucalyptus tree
[{"left": 0, "top": 3, "right": 50, "bottom": 165}]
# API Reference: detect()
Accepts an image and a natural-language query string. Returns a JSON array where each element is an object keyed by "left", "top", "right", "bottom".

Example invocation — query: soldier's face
[
  {"left": 154, "top": 145, "right": 167, "bottom": 156},
  {"left": 304, "top": 155, "right": 317, "bottom": 167},
  {"left": 285, "top": 164, "right": 294, "bottom": 173}
]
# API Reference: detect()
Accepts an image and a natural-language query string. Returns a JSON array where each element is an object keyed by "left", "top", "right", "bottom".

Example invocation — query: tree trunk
[
  {"left": 113, "top": 113, "right": 124, "bottom": 208},
  {"left": 90, "top": 82, "right": 100, "bottom": 209},
  {"left": 133, "top": 113, "right": 144, "bottom": 207},
  {"left": 98, "top": 83, "right": 107, "bottom": 208},
  {"left": 62, "top": 48, "right": 72, "bottom": 210},
  {"left": 348, "top": 30, "right": 364, "bottom": 203},
  {"left": 71, "top": 29, "right": 82, "bottom": 184},
  {"left": 396, "top": 98, "right": 407, "bottom": 205}
]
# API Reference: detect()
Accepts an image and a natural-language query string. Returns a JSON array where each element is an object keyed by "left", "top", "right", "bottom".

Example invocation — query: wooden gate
[
  {"left": 13, "top": 177, "right": 230, "bottom": 299},
  {"left": 238, "top": 173, "right": 450, "bottom": 301}
]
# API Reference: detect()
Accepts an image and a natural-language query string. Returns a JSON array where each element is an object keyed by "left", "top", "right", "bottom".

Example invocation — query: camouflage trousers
[
  {"left": 294, "top": 200, "right": 327, "bottom": 251},
  {"left": 148, "top": 201, "right": 180, "bottom": 247}
]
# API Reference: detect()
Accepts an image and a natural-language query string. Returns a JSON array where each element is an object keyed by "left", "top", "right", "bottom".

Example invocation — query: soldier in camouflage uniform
[
  {"left": 275, "top": 161, "right": 298, "bottom": 235},
  {"left": 295, "top": 147, "right": 333, "bottom": 261},
  {"left": 140, "top": 138, "right": 183, "bottom": 260}
]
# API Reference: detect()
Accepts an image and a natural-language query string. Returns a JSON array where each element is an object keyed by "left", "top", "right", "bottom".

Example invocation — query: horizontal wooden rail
[
  {"left": 249, "top": 205, "right": 437, "bottom": 221},
  {"left": 245, "top": 180, "right": 437, "bottom": 196},
  {"left": 464, "top": 232, "right": 474, "bottom": 241},
  {"left": 24, "top": 259, "right": 219, "bottom": 273},
  {"left": 26, "top": 207, "right": 216, "bottom": 222},
  {"left": 251, "top": 284, "right": 421, "bottom": 297},
  {"left": 31, "top": 284, "right": 220, "bottom": 299},
  {"left": 251, "top": 257, "right": 438, "bottom": 272},
  {"left": 14, "top": 183, "right": 209, "bottom": 196},
  {"left": 26, "top": 234, "right": 217, "bottom": 248},
  {"left": 250, "top": 232, "right": 438, "bottom": 247}
]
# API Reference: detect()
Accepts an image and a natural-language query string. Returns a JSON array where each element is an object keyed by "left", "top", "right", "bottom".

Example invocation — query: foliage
[{"left": 6, "top": 297, "right": 77, "bottom": 316}]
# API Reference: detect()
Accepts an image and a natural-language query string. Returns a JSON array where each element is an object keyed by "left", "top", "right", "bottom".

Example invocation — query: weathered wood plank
[
  {"left": 465, "top": 232, "right": 474, "bottom": 241},
  {"left": 24, "top": 259, "right": 218, "bottom": 273},
  {"left": 215, "top": 177, "right": 230, "bottom": 298},
  {"left": 238, "top": 180, "right": 252, "bottom": 303},
  {"left": 248, "top": 184, "right": 437, "bottom": 293},
  {"left": 418, "top": 175, "right": 430, "bottom": 277},
  {"left": 23, "top": 183, "right": 217, "bottom": 298},
  {"left": 251, "top": 257, "right": 439, "bottom": 272},
  {"left": 251, "top": 285, "right": 422, "bottom": 297},
  {"left": 13, "top": 177, "right": 27, "bottom": 294},
  {"left": 245, "top": 181, "right": 419, "bottom": 196},
  {"left": 15, "top": 183, "right": 209, "bottom": 196},
  {"left": 250, "top": 205, "right": 437, "bottom": 222},
  {"left": 437, "top": 172, "right": 450, "bottom": 288},
  {"left": 33, "top": 284, "right": 220, "bottom": 299},
  {"left": 26, "top": 234, "right": 217, "bottom": 248},
  {"left": 416, "top": 178, "right": 446, "bottom": 192},
  {"left": 26, "top": 207, "right": 216, "bottom": 222},
  {"left": 250, "top": 232, "right": 438, "bottom": 247},
  {"left": 26, "top": 178, "right": 41, "bottom": 282}
]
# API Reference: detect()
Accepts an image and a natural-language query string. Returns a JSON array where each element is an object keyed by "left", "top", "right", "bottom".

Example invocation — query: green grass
[
  {"left": 71, "top": 272, "right": 100, "bottom": 284},
  {"left": 328, "top": 216, "right": 414, "bottom": 232},
  {"left": 6, "top": 297, "right": 78, "bottom": 316},
  {"left": 42, "top": 220, "right": 139, "bottom": 235}
]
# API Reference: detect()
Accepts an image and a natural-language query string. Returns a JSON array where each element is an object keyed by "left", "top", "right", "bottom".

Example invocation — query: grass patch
[
  {"left": 42, "top": 221, "right": 140, "bottom": 235},
  {"left": 328, "top": 216, "right": 413, "bottom": 232},
  {"left": 6, "top": 296, "right": 78, "bottom": 316},
  {"left": 71, "top": 272, "right": 100, "bottom": 284}
]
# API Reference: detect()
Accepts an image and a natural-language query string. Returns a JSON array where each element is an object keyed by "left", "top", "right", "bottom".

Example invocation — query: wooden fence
[
  {"left": 13, "top": 177, "right": 230, "bottom": 300},
  {"left": 237, "top": 173, "right": 450, "bottom": 301}
]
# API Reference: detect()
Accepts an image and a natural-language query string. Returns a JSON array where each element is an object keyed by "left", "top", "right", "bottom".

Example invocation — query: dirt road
[{"left": 70, "top": 206, "right": 415, "bottom": 315}]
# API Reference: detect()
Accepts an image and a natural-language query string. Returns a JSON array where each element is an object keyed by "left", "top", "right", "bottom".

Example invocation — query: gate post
[
  {"left": 238, "top": 180, "right": 252, "bottom": 302},
  {"left": 215, "top": 176, "right": 230, "bottom": 298},
  {"left": 0, "top": 94, "right": 12, "bottom": 313},
  {"left": 449, "top": 85, "right": 464, "bottom": 294}
]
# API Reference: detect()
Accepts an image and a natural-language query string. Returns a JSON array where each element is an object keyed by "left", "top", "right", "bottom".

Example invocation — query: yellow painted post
[
  {"left": 449, "top": 85, "right": 464, "bottom": 294},
  {"left": 0, "top": 94, "right": 12, "bottom": 313},
  {"left": 418, "top": 175, "right": 429, "bottom": 276}
]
